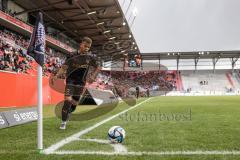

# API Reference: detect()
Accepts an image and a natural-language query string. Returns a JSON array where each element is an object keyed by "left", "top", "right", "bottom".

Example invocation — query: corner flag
[
  {"left": 27, "top": 12, "right": 45, "bottom": 66},
  {"left": 27, "top": 12, "right": 45, "bottom": 150}
]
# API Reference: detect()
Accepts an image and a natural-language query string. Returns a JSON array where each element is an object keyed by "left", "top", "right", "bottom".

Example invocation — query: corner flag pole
[
  {"left": 27, "top": 12, "right": 45, "bottom": 150},
  {"left": 37, "top": 65, "right": 43, "bottom": 150}
]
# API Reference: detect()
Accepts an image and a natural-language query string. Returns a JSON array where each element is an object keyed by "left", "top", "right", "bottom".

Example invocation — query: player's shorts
[{"left": 64, "top": 80, "right": 85, "bottom": 101}]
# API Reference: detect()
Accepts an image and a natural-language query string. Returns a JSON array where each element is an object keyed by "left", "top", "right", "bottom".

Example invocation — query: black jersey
[
  {"left": 65, "top": 53, "right": 98, "bottom": 84},
  {"left": 136, "top": 86, "right": 139, "bottom": 91}
]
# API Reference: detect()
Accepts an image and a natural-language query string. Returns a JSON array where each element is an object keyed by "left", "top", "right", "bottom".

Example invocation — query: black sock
[{"left": 62, "top": 100, "right": 72, "bottom": 121}]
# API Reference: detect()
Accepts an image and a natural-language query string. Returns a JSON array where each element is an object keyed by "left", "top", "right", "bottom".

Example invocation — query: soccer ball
[{"left": 108, "top": 126, "right": 126, "bottom": 143}]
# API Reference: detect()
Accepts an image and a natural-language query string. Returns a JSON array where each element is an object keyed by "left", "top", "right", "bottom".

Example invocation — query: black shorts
[{"left": 64, "top": 81, "right": 85, "bottom": 101}]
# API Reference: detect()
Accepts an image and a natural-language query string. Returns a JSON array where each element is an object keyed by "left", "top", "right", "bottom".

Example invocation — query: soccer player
[
  {"left": 54, "top": 37, "right": 99, "bottom": 130},
  {"left": 136, "top": 86, "right": 140, "bottom": 99},
  {"left": 146, "top": 87, "right": 150, "bottom": 97}
]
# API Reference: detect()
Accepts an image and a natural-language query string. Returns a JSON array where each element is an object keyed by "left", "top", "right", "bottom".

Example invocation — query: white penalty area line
[
  {"left": 43, "top": 98, "right": 152, "bottom": 155},
  {"left": 50, "top": 150, "right": 240, "bottom": 156}
]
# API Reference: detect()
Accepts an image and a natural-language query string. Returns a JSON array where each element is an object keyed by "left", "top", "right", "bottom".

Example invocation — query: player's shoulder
[
  {"left": 85, "top": 52, "right": 97, "bottom": 59},
  {"left": 66, "top": 52, "right": 76, "bottom": 59}
]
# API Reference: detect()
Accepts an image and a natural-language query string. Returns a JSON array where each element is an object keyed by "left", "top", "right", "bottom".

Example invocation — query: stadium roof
[
  {"left": 12, "top": 0, "right": 240, "bottom": 65},
  {"left": 141, "top": 51, "right": 240, "bottom": 60},
  {"left": 117, "top": 0, "right": 240, "bottom": 65},
  {"left": 14, "top": 0, "right": 139, "bottom": 58}
]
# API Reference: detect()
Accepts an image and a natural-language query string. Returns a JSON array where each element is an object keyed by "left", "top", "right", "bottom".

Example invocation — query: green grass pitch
[{"left": 0, "top": 96, "right": 240, "bottom": 160}]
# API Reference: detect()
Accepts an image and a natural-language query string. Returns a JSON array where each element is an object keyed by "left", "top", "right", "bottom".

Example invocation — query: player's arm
[
  {"left": 87, "top": 66, "right": 101, "bottom": 83},
  {"left": 50, "top": 64, "right": 68, "bottom": 85},
  {"left": 56, "top": 64, "right": 68, "bottom": 78},
  {"left": 92, "top": 66, "right": 101, "bottom": 78}
]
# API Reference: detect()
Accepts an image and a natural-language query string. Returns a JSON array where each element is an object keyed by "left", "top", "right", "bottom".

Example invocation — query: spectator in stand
[
  {"left": 0, "top": 48, "right": 4, "bottom": 60},
  {"left": 0, "top": 60, "right": 5, "bottom": 70},
  {"left": 4, "top": 61, "right": 12, "bottom": 71}
]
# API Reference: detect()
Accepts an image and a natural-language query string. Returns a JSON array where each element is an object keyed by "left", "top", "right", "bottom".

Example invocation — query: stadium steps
[
  {"left": 230, "top": 72, "right": 240, "bottom": 89},
  {"left": 226, "top": 73, "right": 235, "bottom": 88},
  {"left": 237, "top": 73, "right": 240, "bottom": 84},
  {"left": 176, "top": 72, "right": 184, "bottom": 91},
  {"left": 181, "top": 71, "right": 233, "bottom": 92}
]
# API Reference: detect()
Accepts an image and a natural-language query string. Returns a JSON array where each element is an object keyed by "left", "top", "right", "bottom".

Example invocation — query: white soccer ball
[{"left": 108, "top": 126, "right": 126, "bottom": 143}]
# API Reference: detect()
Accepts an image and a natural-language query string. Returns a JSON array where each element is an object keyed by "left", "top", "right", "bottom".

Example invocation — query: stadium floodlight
[
  {"left": 123, "top": 21, "right": 126, "bottom": 26},
  {"left": 129, "top": 34, "right": 132, "bottom": 38},
  {"left": 103, "top": 30, "right": 111, "bottom": 34},
  {"left": 97, "top": 22, "right": 104, "bottom": 25},
  {"left": 87, "top": 11, "right": 97, "bottom": 15},
  {"left": 109, "top": 37, "right": 116, "bottom": 40}
]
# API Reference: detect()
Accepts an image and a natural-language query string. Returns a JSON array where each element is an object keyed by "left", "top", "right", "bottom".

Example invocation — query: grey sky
[{"left": 120, "top": 0, "right": 240, "bottom": 53}]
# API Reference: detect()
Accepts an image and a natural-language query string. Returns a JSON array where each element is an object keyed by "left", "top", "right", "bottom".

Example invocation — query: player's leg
[
  {"left": 60, "top": 83, "right": 75, "bottom": 129},
  {"left": 67, "top": 85, "right": 88, "bottom": 117},
  {"left": 62, "top": 97, "right": 72, "bottom": 119},
  {"left": 69, "top": 96, "right": 79, "bottom": 113},
  {"left": 60, "top": 84, "right": 83, "bottom": 129},
  {"left": 60, "top": 95, "right": 73, "bottom": 130}
]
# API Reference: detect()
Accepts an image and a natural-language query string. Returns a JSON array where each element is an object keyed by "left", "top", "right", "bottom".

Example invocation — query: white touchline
[
  {"left": 52, "top": 150, "right": 240, "bottom": 156},
  {"left": 43, "top": 98, "right": 152, "bottom": 154}
]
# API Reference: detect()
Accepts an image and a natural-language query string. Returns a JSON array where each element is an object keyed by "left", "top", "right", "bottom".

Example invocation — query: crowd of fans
[
  {"left": 0, "top": 28, "right": 66, "bottom": 75},
  {"left": 0, "top": 36, "right": 33, "bottom": 73},
  {"left": 94, "top": 71, "right": 177, "bottom": 98}
]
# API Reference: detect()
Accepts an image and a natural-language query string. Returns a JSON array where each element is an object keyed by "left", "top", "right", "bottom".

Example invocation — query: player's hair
[{"left": 82, "top": 37, "right": 92, "bottom": 44}]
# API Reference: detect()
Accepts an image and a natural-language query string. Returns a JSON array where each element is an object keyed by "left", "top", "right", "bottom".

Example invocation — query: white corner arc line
[
  {"left": 76, "top": 138, "right": 127, "bottom": 153},
  {"left": 77, "top": 138, "right": 109, "bottom": 144},
  {"left": 43, "top": 98, "right": 152, "bottom": 154}
]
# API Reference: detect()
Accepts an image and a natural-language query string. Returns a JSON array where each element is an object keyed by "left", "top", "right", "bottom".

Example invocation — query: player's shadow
[
  {"left": 54, "top": 100, "right": 118, "bottom": 121},
  {"left": 54, "top": 96, "right": 136, "bottom": 121}
]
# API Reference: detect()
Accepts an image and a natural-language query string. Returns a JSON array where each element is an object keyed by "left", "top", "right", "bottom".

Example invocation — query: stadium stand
[
  {"left": 181, "top": 70, "right": 240, "bottom": 94},
  {"left": 90, "top": 70, "right": 177, "bottom": 98}
]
